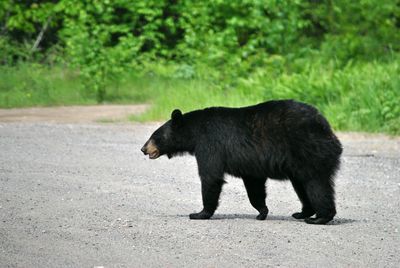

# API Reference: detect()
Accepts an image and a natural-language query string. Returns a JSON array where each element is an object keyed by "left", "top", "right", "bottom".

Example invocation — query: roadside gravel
[{"left": 0, "top": 122, "right": 399, "bottom": 267}]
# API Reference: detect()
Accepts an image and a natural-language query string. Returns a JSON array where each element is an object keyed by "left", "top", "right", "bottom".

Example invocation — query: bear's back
[{"left": 188, "top": 100, "right": 341, "bottom": 180}]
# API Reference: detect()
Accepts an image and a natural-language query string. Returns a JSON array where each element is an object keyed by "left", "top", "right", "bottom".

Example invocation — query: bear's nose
[{"left": 141, "top": 145, "right": 147, "bottom": 154}]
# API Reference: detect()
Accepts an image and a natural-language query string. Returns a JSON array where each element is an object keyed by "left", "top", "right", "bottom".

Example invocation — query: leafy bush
[
  {"left": 1, "top": 0, "right": 399, "bottom": 133},
  {"left": 2, "top": 0, "right": 399, "bottom": 65}
]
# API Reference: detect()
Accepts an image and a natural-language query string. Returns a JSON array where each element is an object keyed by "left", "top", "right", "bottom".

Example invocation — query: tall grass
[
  {"left": 0, "top": 64, "right": 91, "bottom": 107},
  {"left": 0, "top": 57, "right": 399, "bottom": 134},
  {"left": 0, "top": 63, "right": 150, "bottom": 108},
  {"left": 136, "top": 58, "right": 400, "bottom": 134}
]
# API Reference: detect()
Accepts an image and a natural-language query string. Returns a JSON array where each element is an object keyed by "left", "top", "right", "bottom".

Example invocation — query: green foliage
[
  {"left": 134, "top": 57, "right": 400, "bottom": 134},
  {"left": 1, "top": 0, "right": 400, "bottom": 133},
  {"left": 2, "top": 0, "right": 399, "bottom": 65},
  {"left": 0, "top": 63, "right": 149, "bottom": 108},
  {"left": 0, "top": 63, "right": 88, "bottom": 107}
]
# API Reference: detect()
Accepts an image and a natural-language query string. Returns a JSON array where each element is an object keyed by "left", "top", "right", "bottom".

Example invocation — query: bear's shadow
[{"left": 177, "top": 214, "right": 355, "bottom": 225}]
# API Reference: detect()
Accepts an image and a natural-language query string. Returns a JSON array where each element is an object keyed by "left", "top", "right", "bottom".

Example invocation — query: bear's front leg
[{"left": 189, "top": 177, "right": 224, "bottom": 220}]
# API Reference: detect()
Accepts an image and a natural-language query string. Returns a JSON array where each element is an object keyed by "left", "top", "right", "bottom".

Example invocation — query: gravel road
[{"left": 0, "top": 122, "right": 399, "bottom": 267}]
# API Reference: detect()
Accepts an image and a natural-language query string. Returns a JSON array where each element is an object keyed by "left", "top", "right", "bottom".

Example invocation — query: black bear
[{"left": 141, "top": 100, "right": 342, "bottom": 224}]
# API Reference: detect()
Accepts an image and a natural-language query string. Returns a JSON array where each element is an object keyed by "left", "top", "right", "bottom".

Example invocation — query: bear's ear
[{"left": 171, "top": 109, "right": 183, "bottom": 126}]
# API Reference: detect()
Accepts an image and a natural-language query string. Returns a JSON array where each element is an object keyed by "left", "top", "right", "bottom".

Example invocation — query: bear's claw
[
  {"left": 256, "top": 207, "right": 269, "bottom": 220},
  {"left": 304, "top": 217, "right": 333, "bottom": 225},
  {"left": 189, "top": 210, "right": 213, "bottom": 220},
  {"left": 256, "top": 213, "right": 267, "bottom": 220},
  {"left": 292, "top": 211, "right": 315, "bottom": 219}
]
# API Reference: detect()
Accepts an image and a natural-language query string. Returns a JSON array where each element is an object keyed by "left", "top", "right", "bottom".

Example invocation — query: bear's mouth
[
  {"left": 141, "top": 139, "right": 160, "bottom": 159},
  {"left": 149, "top": 150, "right": 160, "bottom": 159}
]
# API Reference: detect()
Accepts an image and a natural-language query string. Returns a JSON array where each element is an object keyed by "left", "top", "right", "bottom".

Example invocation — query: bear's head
[{"left": 141, "top": 109, "right": 188, "bottom": 159}]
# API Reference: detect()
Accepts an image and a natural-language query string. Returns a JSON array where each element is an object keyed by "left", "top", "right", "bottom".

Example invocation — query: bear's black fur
[{"left": 141, "top": 100, "right": 342, "bottom": 224}]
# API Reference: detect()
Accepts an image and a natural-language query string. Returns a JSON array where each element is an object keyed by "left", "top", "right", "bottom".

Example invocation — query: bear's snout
[
  {"left": 140, "top": 144, "right": 147, "bottom": 154},
  {"left": 141, "top": 139, "right": 160, "bottom": 159}
]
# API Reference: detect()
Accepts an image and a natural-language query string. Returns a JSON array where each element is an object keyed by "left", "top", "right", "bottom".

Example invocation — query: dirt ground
[
  {"left": 0, "top": 106, "right": 399, "bottom": 267},
  {"left": 0, "top": 105, "right": 148, "bottom": 123}
]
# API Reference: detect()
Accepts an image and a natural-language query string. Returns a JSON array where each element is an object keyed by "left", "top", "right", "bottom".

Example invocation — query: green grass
[
  {"left": 0, "top": 57, "right": 399, "bottom": 134},
  {"left": 0, "top": 63, "right": 150, "bottom": 108},
  {"left": 134, "top": 58, "right": 400, "bottom": 134},
  {"left": 0, "top": 64, "right": 91, "bottom": 107}
]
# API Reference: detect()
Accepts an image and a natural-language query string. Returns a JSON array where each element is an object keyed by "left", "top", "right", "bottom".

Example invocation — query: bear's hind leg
[
  {"left": 290, "top": 180, "right": 315, "bottom": 219},
  {"left": 189, "top": 177, "right": 224, "bottom": 220},
  {"left": 243, "top": 177, "right": 269, "bottom": 220},
  {"left": 304, "top": 179, "right": 336, "bottom": 225}
]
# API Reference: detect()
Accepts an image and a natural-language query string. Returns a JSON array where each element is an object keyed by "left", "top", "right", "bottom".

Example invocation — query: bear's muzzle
[{"left": 141, "top": 139, "right": 160, "bottom": 159}]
